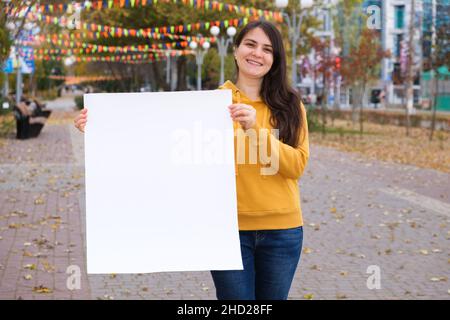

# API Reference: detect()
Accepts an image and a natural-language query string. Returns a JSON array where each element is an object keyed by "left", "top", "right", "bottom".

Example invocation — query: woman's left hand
[{"left": 228, "top": 103, "right": 256, "bottom": 130}]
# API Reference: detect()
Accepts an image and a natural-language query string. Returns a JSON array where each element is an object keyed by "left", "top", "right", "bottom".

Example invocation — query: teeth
[{"left": 247, "top": 59, "right": 262, "bottom": 66}]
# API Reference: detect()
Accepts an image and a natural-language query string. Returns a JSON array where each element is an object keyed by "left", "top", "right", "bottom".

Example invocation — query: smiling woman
[
  {"left": 73, "top": 19, "right": 309, "bottom": 302},
  {"left": 212, "top": 20, "right": 310, "bottom": 300}
]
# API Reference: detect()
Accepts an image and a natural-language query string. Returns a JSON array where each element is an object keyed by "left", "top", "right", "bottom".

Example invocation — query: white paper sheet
[{"left": 84, "top": 90, "right": 242, "bottom": 274}]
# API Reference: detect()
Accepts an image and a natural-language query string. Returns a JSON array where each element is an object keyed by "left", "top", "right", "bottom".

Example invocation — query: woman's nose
[{"left": 251, "top": 47, "right": 264, "bottom": 58}]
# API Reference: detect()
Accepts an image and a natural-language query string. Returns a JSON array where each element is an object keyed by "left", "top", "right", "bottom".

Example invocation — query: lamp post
[
  {"left": 189, "top": 39, "right": 210, "bottom": 90},
  {"left": 275, "top": 0, "right": 314, "bottom": 88},
  {"left": 210, "top": 26, "right": 236, "bottom": 86}
]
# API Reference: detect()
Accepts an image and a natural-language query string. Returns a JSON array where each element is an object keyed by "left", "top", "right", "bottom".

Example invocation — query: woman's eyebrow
[{"left": 243, "top": 38, "right": 273, "bottom": 48}]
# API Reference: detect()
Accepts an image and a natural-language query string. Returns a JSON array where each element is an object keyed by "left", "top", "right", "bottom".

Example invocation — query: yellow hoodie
[{"left": 220, "top": 81, "right": 310, "bottom": 230}]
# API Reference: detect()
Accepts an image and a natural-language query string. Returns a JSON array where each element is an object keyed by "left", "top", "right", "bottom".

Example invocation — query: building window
[{"left": 395, "top": 5, "right": 405, "bottom": 29}]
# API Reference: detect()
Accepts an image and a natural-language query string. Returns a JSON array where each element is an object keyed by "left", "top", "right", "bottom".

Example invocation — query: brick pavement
[{"left": 0, "top": 107, "right": 449, "bottom": 300}]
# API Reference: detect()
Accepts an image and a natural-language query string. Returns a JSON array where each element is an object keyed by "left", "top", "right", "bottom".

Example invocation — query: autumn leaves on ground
[
  {"left": 309, "top": 119, "right": 450, "bottom": 174},
  {"left": 1, "top": 111, "right": 449, "bottom": 173}
]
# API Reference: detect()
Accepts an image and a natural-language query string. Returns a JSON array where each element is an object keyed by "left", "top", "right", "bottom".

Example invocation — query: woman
[{"left": 74, "top": 20, "right": 309, "bottom": 300}]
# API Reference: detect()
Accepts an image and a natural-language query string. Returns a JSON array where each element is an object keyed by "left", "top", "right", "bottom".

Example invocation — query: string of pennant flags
[
  {"left": 9, "top": 1, "right": 281, "bottom": 67},
  {"left": 30, "top": 12, "right": 261, "bottom": 36},
  {"left": 12, "top": 0, "right": 283, "bottom": 22},
  {"left": 37, "top": 35, "right": 192, "bottom": 52},
  {"left": 36, "top": 47, "right": 191, "bottom": 56},
  {"left": 35, "top": 30, "right": 216, "bottom": 43},
  {"left": 35, "top": 52, "right": 180, "bottom": 63},
  {"left": 48, "top": 74, "right": 125, "bottom": 82}
]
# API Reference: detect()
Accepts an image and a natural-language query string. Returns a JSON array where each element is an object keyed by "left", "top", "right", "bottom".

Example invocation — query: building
[{"left": 298, "top": 0, "right": 449, "bottom": 110}]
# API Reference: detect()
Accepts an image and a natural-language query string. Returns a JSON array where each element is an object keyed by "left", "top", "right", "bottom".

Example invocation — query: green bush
[
  {"left": 74, "top": 95, "right": 84, "bottom": 110},
  {"left": 305, "top": 105, "right": 321, "bottom": 132}
]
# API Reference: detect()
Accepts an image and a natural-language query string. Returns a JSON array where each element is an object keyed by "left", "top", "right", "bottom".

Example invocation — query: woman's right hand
[{"left": 74, "top": 108, "right": 88, "bottom": 133}]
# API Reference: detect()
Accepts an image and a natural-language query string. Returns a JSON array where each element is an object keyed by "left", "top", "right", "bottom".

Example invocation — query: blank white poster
[{"left": 84, "top": 90, "right": 242, "bottom": 274}]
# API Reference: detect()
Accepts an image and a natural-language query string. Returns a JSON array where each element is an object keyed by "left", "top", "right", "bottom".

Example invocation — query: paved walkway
[{"left": 0, "top": 103, "right": 449, "bottom": 300}]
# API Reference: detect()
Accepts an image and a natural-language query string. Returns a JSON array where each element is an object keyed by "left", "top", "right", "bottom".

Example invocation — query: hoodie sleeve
[{"left": 251, "top": 103, "right": 309, "bottom": 180}]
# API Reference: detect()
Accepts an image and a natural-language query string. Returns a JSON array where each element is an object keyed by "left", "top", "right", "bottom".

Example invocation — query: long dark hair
[{"left": 234, "top": 20, "right": 303, "bottom": 148}]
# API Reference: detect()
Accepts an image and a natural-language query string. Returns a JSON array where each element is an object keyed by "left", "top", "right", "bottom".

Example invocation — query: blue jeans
[{"left": 211, "top": 226, "right": 303, "bottom": 300}]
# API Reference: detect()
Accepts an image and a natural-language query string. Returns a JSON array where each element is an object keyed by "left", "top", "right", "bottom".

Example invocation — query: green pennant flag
[
  {"left": 131, "top": 0, "right": 135, "bottom": 7},
  {"left": 155, "top": 27, "right": 159, "bottom": 34},
  {"left": 205, "top": 22, "right": 210, "bottom": 30},
  {"left": 190, "top": 0, "right": 193, "bottom": 7},
  {"left": 219, "top": 3, "right": 223, "bottom": 11},
  {"left": 225, "top": 20, "right": 229, "bottom": 28},
  {"left": 187, "top": 24, "right": 191, "bottom": 32},
  {"left": 111, "top": 27, "right": 115, "bottom": 36},
  {"left": 170, "top": 26, "right": 175, "bottom": 33},
  {"left": 108, "top": 0, "right": 113, "bottom": 8},
  {"left": 124, "top": 29, "right": 129, "bottom": 37}
]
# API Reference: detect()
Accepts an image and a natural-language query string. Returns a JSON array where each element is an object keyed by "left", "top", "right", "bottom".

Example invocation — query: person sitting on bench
[
  {"left": 29, "top": 97, "right": 52, "bottom": 118},
  {"left": 14, "top": 97, "right": 47, "bottom": 139}
]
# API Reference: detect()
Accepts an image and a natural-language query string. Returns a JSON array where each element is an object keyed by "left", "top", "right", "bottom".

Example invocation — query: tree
[
  {"left": 340, "top": 28, "right": 389, "bottom": 135},
  {"left": 428, "top": 2, "right": 450, "bottom": 141}
]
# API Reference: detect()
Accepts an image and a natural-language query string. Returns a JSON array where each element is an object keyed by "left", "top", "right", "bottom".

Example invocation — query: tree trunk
[
  {"left": 405, "top": 0, "right": 416, "bottom": 136},
  {"left": 176, "top": 56, "right": 188, "bottom": 91},
  {"left": 152, "top": 61, "right": 169, "bottom": 91},
  {"left": 321, "top": 80, "right": 328, "bottom": 138},
  {"left": 106, "top": 62, "right": 127, "bottom": 92},
  {"left": 429, "top": 73, "right": 438, "bottom": 141},
  {"left": 359, "top": 82, "right": 366, "bottom": 137}
]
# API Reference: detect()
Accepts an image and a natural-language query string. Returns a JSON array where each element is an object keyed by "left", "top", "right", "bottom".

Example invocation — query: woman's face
[{"left": 235, "top": 27, "right": 274, "bottom": 80}]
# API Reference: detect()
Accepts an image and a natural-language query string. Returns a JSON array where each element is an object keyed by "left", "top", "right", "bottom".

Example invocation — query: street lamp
[
  {"left": 190, "top": 39, "right": 210, "bottom": 90},
  {"left": 210, "top": 26, "right": 236, "bottom": 86},
  {"left": 275, "top": 0, "right": 314, "bottom": 88}
]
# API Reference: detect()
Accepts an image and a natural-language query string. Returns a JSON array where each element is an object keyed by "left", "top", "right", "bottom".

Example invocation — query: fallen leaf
[
  {"left": 303, "top": 293, "right": 314, "bottom": 300},
  {"left": 336, "top": 293, "right": 347, "bottom": 299},
  {"left": 33, "top": 285, "right": 52, "bottom": 293},
  {"left": 303, "top": 247, "right": 313, "bottom": 254},
  {"left": 40, "top": 259, "right": 55, "bottom": 272},
  {"left": 330, "top": 207, "right": 337, "bottom": 213},
  {"left": 23, "top": 251, "right": 33, "bottom": 257},
  {"left": 34, "top": 198, "right": 45, "bottom": 205},
  {"left": 24, "top": 264, "right": 37, "bottom": 270},
  {"left": 419, "top": 249, "right": 429, "bottom": 255},
  {"left": 310, "top": 265, "right": 322, "bottom": 271},
  {"left": 430, "top": 277, "right": 447, "bottom": 282},
  {"left": 24, "top": 274, "right": 33, "bottom": 280}
]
